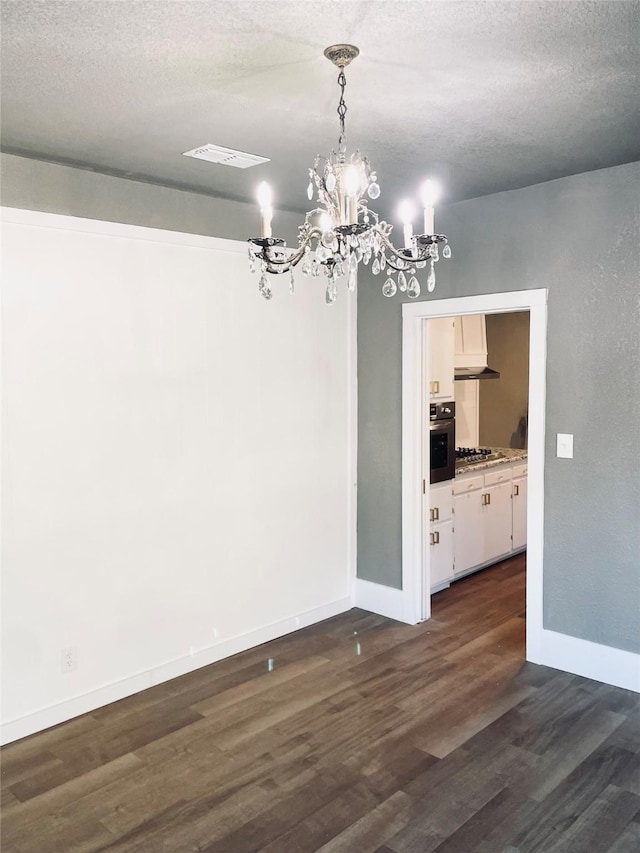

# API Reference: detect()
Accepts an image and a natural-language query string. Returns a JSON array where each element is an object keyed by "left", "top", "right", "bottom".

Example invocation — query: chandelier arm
[
  {"left": 260, "top": 254, "right": 298, "bottom": 275},
  {"left": 264, "top": 246, "right": 306, "bottom": 270},
  {"left": 376, "top": 230, "right": 446, "bottom": 262},
  {"left": 376, "top": 231, "right": 414, "bottom": 263},
  {"left": 383, "top": 256, "right": 414, "bottom": 273},
  {"left": 250, "top": 230, "right": 319, "bottom": 273}
]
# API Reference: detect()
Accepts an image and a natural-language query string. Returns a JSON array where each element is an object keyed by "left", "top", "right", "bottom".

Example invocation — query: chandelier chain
[{"left": 337, "top": 69, "right": 347, "bottom": 149}]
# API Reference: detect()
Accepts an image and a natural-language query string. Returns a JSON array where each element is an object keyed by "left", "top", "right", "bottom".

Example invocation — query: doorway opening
[
  {"left": 401, "top": 290, "right": 547, "bottom": 665},
  {"left": 427, "top": 310, "right": 529, "bottom": 592}
]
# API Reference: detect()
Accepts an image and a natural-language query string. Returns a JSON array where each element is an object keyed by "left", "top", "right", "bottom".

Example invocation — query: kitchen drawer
[
  {"left": 484, "top": 467, "right": 512, "bottom": 486},
  {"left": 512, "top": 463, "right": 528, "bottom": 478},
  {"left": 453, "top": 474, "right": 484, "bottom": 495}
]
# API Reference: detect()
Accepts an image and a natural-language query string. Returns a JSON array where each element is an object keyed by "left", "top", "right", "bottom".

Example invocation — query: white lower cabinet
[
  {"left": 429, "top": 520, "right": 454, "bottom": 588},
  {"left": 452, "top": 460, "right": 527, "bottom": 579},
  {"left": 512, "top": 466, "right": 528, "bottom": 550},
  {"left": 451, "top": 488, "right": 484, "bottom": 576},
  {"left": 428, "top": 482, "right": 454, "bottom": 590},
  {"left": 483, "top": 481, "right": 513, "bottom": 564}
]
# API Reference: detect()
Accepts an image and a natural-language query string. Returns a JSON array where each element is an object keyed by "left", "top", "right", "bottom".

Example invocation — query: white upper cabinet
[
  {"left": 426, "top": 317, "right": 455, "bottom": 400},
  {"left": 454, "top": 314, "right": 488, "bottom": 369}
]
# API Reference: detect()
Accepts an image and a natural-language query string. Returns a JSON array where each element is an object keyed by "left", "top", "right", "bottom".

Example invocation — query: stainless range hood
[
  {"left": 454, "top": 315, "right": 501, "bottom": 380},
  {"left": 455, "top": 365, "right": 500, "bottom": 381}
]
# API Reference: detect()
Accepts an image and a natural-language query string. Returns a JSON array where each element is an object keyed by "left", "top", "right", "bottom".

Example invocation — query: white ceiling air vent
[{"left": 182, "top": 144, "right": 269, "bottom": 169}]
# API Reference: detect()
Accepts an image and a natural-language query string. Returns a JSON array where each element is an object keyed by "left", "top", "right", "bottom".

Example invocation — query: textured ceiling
[{"left": 1, "top": 0, "right": 639, "bottom": 221}]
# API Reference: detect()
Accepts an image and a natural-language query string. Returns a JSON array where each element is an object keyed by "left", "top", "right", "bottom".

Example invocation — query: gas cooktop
[{"left": 455, "top": 447, "right": 494, "bottom": 464}]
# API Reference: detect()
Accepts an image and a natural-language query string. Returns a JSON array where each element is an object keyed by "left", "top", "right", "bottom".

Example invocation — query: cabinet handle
[
  {"left": 482, "top": 492, "right": 491, "bottom": 506},
  {"left": 514, "top": 484, "right": 519, "bottom": 496},
  {"left": 434, "top": 380, "right": 440, "bottom": 394},
  {"left": 434, "top": 506, "right": 439, "bottom": 521},
  {"left": 430, "top": 530, "right": 440, "bottom": 546},
  {"left": 487, "top": 492, "right": 491, "bottom": 506}
]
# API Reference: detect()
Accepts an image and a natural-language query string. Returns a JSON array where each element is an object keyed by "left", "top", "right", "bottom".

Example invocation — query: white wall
[{"left": 1, "top": 209, "right": 356, "bottom": 742}]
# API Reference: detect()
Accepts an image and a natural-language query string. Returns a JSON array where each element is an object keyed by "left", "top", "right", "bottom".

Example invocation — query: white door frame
[{"left": 401, "top": 289, "right": 548, "bottom": 663}]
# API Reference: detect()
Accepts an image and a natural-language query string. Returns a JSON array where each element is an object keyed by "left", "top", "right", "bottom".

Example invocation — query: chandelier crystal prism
[{"left": 248, "top": 44, "right": 451, "bottom": 303}]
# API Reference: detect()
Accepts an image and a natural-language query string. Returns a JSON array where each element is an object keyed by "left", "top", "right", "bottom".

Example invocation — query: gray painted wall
[
  {"left": 480, "top": 312, "right": 530, "bottom": 449},
  {"left": 3, "top": 152, "right": 639, "bottom": 654},
  {"left": 0, "top": 153, "right": 301, "bottom": 244},
  {"left": 358, "top": 161, "right": 640, "bottom": 655}
]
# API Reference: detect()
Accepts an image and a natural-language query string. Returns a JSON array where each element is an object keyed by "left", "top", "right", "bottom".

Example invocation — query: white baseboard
[
  {"left": 530, "top": 628, "right": 640, "bottom": 693},
  {"left": 0, "top": 596, "right": 353, "bottom": 745},
  {"left": 354, "top": 578, "right": 409, "bottom": 623},
  {"left": 7, "top": 600, "right": 634, "bottom": 745}
]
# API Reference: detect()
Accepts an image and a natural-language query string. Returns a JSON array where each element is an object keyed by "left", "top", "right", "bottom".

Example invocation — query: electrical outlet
[{"left": 61, "top": 647, "right": 77, "bottom": 673}]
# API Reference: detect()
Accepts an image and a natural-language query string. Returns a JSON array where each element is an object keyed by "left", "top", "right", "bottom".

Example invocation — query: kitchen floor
[{"left": 2, "top": 555, "right": 639, "bottom": 852}]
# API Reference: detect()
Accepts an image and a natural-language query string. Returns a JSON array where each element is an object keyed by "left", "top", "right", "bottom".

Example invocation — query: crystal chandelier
[{"left": 248, "top": 44, "right": 451, "bottom": 303}]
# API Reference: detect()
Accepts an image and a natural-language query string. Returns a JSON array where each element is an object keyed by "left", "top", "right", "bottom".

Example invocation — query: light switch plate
[{"left": 557, "top": 433, "right": 574, "bottom": 459}]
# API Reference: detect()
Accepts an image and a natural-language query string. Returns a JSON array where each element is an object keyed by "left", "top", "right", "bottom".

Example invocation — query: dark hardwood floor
[{"left": 2, "top": 554, "right": 639, "bottom": 852}]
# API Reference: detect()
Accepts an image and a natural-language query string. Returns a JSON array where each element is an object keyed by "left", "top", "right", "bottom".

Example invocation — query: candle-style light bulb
[
  {"left": 398, "top": 199, "right": 415, "bottom": 249},
  {"left": 344, "top": 165, "right": 359, "bottom": 197},
  {"left": 257, "top": 181, "right": 273, "bottom": 238},
  {"left": 343, "top": 165, "right": 359, "bottom": 224},
  {"left": 420, "top": 179, "right": 440, "bottom": 236}
]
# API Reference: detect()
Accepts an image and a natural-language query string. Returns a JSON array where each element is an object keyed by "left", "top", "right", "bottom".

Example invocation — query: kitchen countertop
[{"left": 455, "top": 447, "right": 528, "bottom": 475}]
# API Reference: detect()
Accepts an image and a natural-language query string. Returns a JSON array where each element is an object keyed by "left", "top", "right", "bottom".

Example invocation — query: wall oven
[{"left": 429, "top": 402, "right": 455, "bottom": 483}]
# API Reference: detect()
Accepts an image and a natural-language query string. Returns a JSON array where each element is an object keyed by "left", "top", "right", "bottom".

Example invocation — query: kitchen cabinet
[
  {"left": 451, "top": 487, "right": 484, "bottom": 576},
  {"left": 451, "top": 459, "right": 526, "bottom": 579},
  {"left": 452, "top": 478, "right": 510, "bottom": 574},
  {"left": 426, "top": 317, "right": 455, "bottom": 400},
  {"left": 512, "top": 463, "right": 528, "bottom": 550},
  {"left": 427, "top": 482, "right": 454, "bottom": 590},
  {"left": 482, "top": 480, "right": 513, "bottom": 564},
  {"left": 429, "top": 520, "right": 454, "bottom": 589},
  {"left": 454, "top": 314, "right": 488, "bottom": 369}
]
